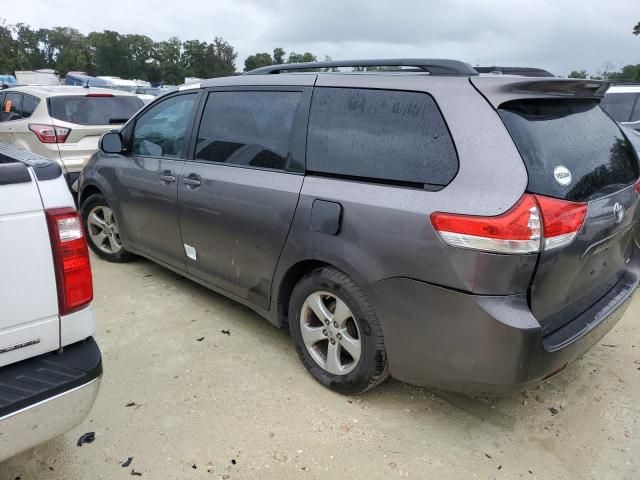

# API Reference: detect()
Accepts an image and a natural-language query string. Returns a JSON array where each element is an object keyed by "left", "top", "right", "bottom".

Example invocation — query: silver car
[{"left": 0, "top": 86, "right": 142, "bottom": 190}]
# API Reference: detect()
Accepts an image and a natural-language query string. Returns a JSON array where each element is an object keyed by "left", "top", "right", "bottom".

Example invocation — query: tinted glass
[
  {"left": 131, "top": 93, "right": 196, "bottom": 158},
  {"left": 21, "top": 95, "right": 39, "bottom": 119},
  {"left": 49, "top": 95, "right": 142, "bottom": 125},
  {"left": 2, "top": 93, "right": 22, "bottom": 121},
  {"left": 631, "top": 100, "right": 640, "bottom": 122},
  {"left": 306, "top": 88, "right": 458, "bottom": 187},
  {"left": 500, "top": 99, "right": 640, "bottom": 202},
  {"left": 600, "top": 93, "right": 638, "bottom": 122},
  {"left": 195, "top": 91, "right": 301, "bottom": 171}
]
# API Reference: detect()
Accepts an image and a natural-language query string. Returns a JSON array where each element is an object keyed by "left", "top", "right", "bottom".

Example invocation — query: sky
[{"left": 3, "top": 0, "right": 640, "bottom": 76}]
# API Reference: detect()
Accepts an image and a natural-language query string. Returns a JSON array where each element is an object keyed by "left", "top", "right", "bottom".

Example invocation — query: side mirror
[{"left": 99, "top": 132, "right": 123, "bottom": 154}]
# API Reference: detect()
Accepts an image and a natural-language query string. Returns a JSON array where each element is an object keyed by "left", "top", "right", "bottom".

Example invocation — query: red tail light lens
[
  {"left": 29, "top": 124, "right": 71, "bottom": 143},
  {"left": 534, "top": 195, "right": 587, "bottom": 250},
  {"left": 86, "top": 93, "right": 113, "bottom": 97},
  {"left": 635, "top": 178, "right": 640, "bottom": 194},
  {"left": 431, "top": 193, "right": 587, "bottom": 254},
  {"left": 45, "top": 208, "right": 93, "bottom": 315},
  {"left": 430, "top": 194, "right": 542, "bottom": 254}
]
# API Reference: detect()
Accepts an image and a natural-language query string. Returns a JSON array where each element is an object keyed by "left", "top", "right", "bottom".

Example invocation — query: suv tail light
[
  {"left": 45, "top": 208, "right": 93, "bottom": 315},
  {"left": 29, "top": 124, "right": 71, "bottom": 144},
  {"left": 635, "top": 178, "right": 640, "bottom": 194},
  {"left": 431, "top": 194, "right": 587, "bottom": 254}
]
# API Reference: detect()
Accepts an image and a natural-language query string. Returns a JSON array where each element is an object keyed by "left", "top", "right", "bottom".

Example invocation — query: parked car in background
[
  {"left": 0, "top": 86, "right": 143, "bottom": 191},
  {"left": 80, "top": 59, "right": 640, "bottom": 396},
  {"left": 0, "top": 143, "right": 101, "bottom": 462},
  {"left": 0, "top": 75, "right": 17, "bottom": 89},
  {"left": 14, "top": 69, "right": 61, "bottom": 86},
  {"left": 601, "top": 84, "right": 640, "bottom": 131},
  {"left": 64, "top": 73, "right": 109, "bottom": 88},
  {"left": 97, "top": 77, "right": 155, "bottom": 104}
]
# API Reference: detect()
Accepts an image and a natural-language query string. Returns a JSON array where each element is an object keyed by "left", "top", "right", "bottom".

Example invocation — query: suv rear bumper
[
  {"left": 370, "top": 250, "right": 639, "bottom": 396},
  {"left": 0, "top": 338, "right": 101, "bottom": 462}
]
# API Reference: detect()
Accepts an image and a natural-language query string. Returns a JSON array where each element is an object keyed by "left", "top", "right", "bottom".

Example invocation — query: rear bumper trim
[{"left": 0, "top": 377, "right": 101, "bottom": 462}]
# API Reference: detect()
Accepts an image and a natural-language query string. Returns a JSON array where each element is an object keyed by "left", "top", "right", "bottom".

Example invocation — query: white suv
[
  {"left": 0, "top": 143, "right": 101, "bottom": 462},
  {"left": 0, "top": 86, "right": 142, "bottom": 190},
  {"left": 601, "top": 84, "right": 640, "bottom": 132}
]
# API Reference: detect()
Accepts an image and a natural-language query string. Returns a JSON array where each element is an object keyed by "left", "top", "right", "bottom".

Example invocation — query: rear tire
[
  {"left": 81, "top": 194, "right": 134, "bottom": 263},
  {"left": 289, "top": 267, "right": 389, "bottom": 394}
]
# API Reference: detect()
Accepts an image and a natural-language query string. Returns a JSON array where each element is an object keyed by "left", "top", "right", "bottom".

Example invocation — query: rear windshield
[
  {"left": 49, "top": 95, "right": 143, "bottom": 125},
  {"left": 499, "top": 99, "right": 640, "bottom": 202}
]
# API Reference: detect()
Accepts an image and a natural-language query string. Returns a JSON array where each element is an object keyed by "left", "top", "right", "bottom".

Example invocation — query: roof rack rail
[
  {"left": 244, "top": 59, "right": 478, "bottom": 76},
  {"left": 475, "top": 66, "right": 555, "bottom": 77}
]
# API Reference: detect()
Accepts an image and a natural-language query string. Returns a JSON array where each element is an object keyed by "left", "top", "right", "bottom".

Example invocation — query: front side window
[
  {"left": 306, "top": 88, "right": 458, "bottom": 188},
  {"left": 1, "top": 93, "right": 22, "bottom": 122},
  {"left": 195, "top": 90, "right": 302, "bottom": 171},
  {"left": 131, "top": 93, "right": 197, "bottom": 158}
]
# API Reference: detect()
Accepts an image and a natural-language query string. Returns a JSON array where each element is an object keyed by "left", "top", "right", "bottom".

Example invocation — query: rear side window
[
  {"left": 49, "top": 95, "right": 142, "bottom": 125},
  {"left": 195, "top": 91, "right": 302, "bottom": 171},
  {"left": 500, "top": 99, "right": 640, "bottom": 202},
  {"left": 306, "top": 88, "right": 458, "bottom": 188},
  {"left": 21, "top": 95, "right": 39, "bottom": 118},
  {"left": 600, "top": 93, "right": 638, "bottom": 122}
]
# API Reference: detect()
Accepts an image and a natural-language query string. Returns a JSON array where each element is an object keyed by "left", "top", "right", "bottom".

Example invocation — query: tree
[
  {"left": 244, "top": 52, "right": 273, "bottom": 72},
  {"left": 287, "top": 52, "right": 317, "bottom": 63},
  {"left": 608, "top": 64, "right": 640, "bottom": 82},
  {"left": 634, "top": 21, "right": 640, "bottom": 36},
  {"left": 203, "top": 37, "right": 237, "bottom": 78},
  {"left": 568, "top": 70, "right": 587, "bottom": 79},
  {"left": 273, "top": 47, "right": 285, "bottom": 64},
  {"left": 0, "top": 20, "right": 18, "bottom": 74}
]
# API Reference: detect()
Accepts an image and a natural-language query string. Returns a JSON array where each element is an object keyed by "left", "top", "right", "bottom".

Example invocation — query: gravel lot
[{"left": 2, "top": 254, "right": 639, "bottom": 480}]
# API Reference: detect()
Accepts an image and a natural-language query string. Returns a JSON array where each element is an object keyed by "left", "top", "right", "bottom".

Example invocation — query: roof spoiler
[
  {"left": 470, "top": 77, "right": 610, "bottom": 108},
  {"left": 475, "top": 66, "right": 555, "bottom": 77}
]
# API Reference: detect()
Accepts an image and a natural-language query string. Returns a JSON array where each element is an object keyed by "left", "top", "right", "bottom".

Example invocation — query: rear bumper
[
  {"left": 370, "top": 250, "right": 639, "bottom": 396},
  {"left": 0, "top": 338, "right": 102, "bottom": 462}
]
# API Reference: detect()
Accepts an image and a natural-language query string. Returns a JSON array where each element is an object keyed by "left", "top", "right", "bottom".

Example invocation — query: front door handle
[
  {"left": 183, "top": 174, "right": 202, "bottom": 188},
  {"left": 159, "top": 171, "right": 176, "bottom": 184}
]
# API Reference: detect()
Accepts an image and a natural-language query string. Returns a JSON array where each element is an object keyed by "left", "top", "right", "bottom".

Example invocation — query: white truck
[{"left": 0, "top": 143, "right": 101, "bottom": 461}]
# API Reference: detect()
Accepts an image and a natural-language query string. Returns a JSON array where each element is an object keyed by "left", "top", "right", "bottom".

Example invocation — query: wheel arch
[
  {"left": 273, "top": 256, "right": 372, "bottom": 328},
  {"left": 78, "top": 183, "right": 104, "bottom": 208}
]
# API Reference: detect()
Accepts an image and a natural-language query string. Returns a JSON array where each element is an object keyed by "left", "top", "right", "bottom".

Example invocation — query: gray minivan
[{"left": 78, "top": 59, "right": 640, "bottom": 396}]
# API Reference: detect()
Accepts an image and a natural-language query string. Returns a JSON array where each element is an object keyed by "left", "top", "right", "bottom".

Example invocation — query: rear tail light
[
  {"left": 45, "top": 208, "right": 93, "bottom": 315},
  {"left": 29, "top": 124, "right": 71, "bottom": 143},
  {"left": 86, "top": 93, "right": 113, "bottom": 97},
  {"left": 534, "top": 195, "right": 587, "bottom": 250},
  {"left": 431, "top": 194, "right": 587, "bottom": 254},
  {"left": 635, "top": 178, "right": 640, "bottom": 194}
]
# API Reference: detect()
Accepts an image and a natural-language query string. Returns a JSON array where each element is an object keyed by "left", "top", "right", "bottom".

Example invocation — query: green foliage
[
  {"left": 568, "top": 70, "right": 587, "bottom": 79},
  {"left": 0, "top": 18, "right": 237, "bottom": 83},
  {"left": 244, "top": 52, "right": 273, "bottom": 72},
  {"left": 287, "top": 52, "right": 317, "bottom": 63},
  {"left": 273, "top": 47, "right": 286, "bottom": 64},
  {"left": 608, "top": 64, "right": 640, "bottom": 82}
]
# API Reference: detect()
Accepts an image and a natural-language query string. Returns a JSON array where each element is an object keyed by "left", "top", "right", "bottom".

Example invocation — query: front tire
[
  {"left": 81, "top": 194, "right": 133, "bottom": 263},
  {"left": 289, "top": 267, "right": 389, "bottom": 394}
]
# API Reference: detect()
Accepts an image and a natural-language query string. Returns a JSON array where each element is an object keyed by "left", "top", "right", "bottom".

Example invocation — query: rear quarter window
[
  {"left": 499, "top": 99, "right": 640, "bottom": 202},
  {"left": 306, "top": 87, "right": 458, "bottom": 188},
  {"left": 48, "top": 95, "right": 143, "bottom": 125}
]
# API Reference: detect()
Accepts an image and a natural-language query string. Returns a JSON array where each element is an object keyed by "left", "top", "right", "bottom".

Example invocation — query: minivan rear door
[
  {"left": 178, "top": 86, "right": 312, "bottom": 309},
  {"left": 472, "top": 77, "right": 640, "bottom": 339}
]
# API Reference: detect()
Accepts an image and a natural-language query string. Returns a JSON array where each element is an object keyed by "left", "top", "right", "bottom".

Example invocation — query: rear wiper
[{"left": 109, "top": 118, "right": 128, "bottom": 124}]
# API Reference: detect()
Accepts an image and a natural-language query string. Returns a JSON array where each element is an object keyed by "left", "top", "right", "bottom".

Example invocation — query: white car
[
  {"left": 0, "top": 86, "right": 142, "bottom": 190},
  {"left": 601, "top": 84, "right": 640, "bottom": 131},
  {"left": 0, "top": 143, "right": 101, "bottom": 462}
]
